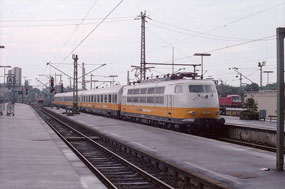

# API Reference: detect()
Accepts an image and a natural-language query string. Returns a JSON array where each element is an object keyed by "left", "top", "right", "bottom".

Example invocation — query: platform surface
[
  {"left": 48, "top": 107, "right": 285, "bottom": 189},
  {"left": 223, "top": 115, "right": 279, "bottom": 130},
  {"left": 0, "top": 103, "right": 106, "bottom": 189}
]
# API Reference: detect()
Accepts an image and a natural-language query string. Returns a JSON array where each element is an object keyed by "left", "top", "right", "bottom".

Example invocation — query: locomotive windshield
[{"left": 189, "top": 85, "right": 215, "bottom": 93}]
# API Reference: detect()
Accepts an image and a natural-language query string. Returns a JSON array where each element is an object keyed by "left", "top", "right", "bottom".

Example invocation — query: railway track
[{"left": 36, "top": 107, "right": 177, "bottom": 189}]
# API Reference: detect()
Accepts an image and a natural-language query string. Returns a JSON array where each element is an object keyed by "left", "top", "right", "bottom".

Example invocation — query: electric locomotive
[{"left": 53, "top": 72, "right": 225, "bottom": 130}]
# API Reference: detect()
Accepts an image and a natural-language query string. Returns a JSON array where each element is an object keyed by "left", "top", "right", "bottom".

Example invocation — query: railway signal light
[
  {"left": 60, "top": 83, "right": 63, "bottom": 93},
  {"left": 50, "top": 77, "right": 54, "bottom": 88},
  {"left": 25, "top": 87, "right": 28, "bottom": 95}
]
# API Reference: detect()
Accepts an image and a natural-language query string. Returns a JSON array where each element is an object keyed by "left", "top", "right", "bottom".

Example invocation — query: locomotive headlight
[
  {"left": 216, "top": 111, "right": 220, "bottom": 115},
  {"left": 187, "top": 111, "right": 195, "bottom": 115}
]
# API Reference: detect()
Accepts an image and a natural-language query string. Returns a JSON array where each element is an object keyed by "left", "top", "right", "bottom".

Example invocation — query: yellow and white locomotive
[{"left": 53, "top": 73, "right": 225, "bottom": 130}]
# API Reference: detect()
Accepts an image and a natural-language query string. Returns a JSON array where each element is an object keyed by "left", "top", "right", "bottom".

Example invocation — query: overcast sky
[{"left": 1, "top": 0, "right": 285, "bottom": 89}]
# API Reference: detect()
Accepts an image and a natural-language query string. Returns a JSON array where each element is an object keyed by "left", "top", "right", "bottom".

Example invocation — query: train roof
[
  {"left": 125, "top": 79, "right": 215, "bottom": 89},
  {"left": 81, "top": 85, "right": 124, "bottom": 95},
  {"left": 54, "top": 85, "right": 124, "bottom": 97}
]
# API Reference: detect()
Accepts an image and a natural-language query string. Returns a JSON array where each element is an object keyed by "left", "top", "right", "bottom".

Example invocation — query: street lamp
[
  {"left": 108, "top": 75, "right": 118, "bottom": 87},
  {"left": 193, "top": 53, "right": 211, "bottom": 79},
  {"left": 263, "top": 70, "right": 273, "bottom": 85}
]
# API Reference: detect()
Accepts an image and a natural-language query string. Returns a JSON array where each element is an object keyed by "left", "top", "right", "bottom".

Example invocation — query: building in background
[
  {"left": 245, "top": 90, "right": 277, "bottom": 118},
  {"left": 12, "top": 67, "right": 22, "bottom": 86},
  {"left": 7, "top": 67, "right": 22, "bottom": 86}
]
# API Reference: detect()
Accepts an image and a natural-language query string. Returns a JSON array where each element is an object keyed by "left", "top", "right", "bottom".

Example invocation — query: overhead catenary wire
[
  {"left": 50, "top": 0, "right": 99, "bottom": 63},
  {"left": 61, "top": 0, "right": 125, "bottom": 62},
  {"left": 0, "top": 19, "right": 134, "bottom": 28},
  {"left": 174, "top": 35, "right": 276, "bottom": 61},
  {"left": 150, "top": 20, "right": 251, "bottom": 41},
  {"left": 140, "top": 2, "right": 285, "bottom": 58},
  {"left": 0, "top": 16, "right": 134, "bottom": 23}
]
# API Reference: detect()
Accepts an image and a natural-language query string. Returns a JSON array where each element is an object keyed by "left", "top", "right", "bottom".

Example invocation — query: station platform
[
  {"left": 223, "top": 116, "right": 277, "bottom": 131},
  {"left": 47, "top": 107, "right": 285, "bottom": 189},
  {"left": 0, "top": 103, "right": 106, "bottom": 189}
]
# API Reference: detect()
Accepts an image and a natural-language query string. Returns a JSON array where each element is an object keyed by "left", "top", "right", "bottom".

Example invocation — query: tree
[
  {"left": 216, "top": 84, "right": 239, "bottom": 97},
  {"left": 244, "top": 83, "right": 259, "bottom": 92},
  {"left": 263, "top": 82, "right": 277, "bottom": 90},
  {"left": 244, "top": 98, "right": 258, "bottom": 112}
]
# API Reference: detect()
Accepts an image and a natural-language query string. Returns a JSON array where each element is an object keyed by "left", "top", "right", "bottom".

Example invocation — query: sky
[{"left": 0, "top": 0, "right": 285, "bottom": 89}]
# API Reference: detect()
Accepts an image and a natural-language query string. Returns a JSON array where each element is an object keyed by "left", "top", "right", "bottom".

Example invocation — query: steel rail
[
  {"left": 37, "top": 108, "right": 117, "bottom": 189},
  {"left": 38, "top": 108, "right": 174, "bottom": 189}
]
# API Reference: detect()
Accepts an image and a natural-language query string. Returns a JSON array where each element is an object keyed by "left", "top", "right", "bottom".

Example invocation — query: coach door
[{"left": 167, "top": 94, "right": 173, "bottom": 118}]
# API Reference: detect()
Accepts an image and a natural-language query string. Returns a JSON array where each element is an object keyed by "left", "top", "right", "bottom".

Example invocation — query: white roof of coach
[
  {"left": 124, "top": 79, "right": 215, "bottom": 89},
  {"left": 80, "top": 85, "right": 124, "bottom": 96}
]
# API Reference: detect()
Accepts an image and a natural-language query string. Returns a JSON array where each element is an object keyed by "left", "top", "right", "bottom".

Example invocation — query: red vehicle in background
[{"left": 219, "top": 95, "right": 242, "bottom": 108}]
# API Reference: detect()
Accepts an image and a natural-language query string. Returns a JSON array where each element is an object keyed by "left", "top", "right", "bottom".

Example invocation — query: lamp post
[
  {"left": 109, "top": 75, "right": 118, "bottom": 87},
  {"left": 263, "top": 71, "right": 273, "bottom": 85},
  {"left": 258, "top": 61, "right": 266, "bottom": 90},
  {"left": 193, "top": 53, "right": 211, "bottom": 79}
]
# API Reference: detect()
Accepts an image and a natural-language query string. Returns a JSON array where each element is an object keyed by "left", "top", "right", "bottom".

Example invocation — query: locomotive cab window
[{"left": 189, "top": 85, "right": 214, "bottom": 93}]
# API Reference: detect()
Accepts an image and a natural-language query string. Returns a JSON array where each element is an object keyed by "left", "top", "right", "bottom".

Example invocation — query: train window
[
  {"left": 147, "top": 88, "right": 155, "bottom": 94},
  {"left": 133, "top": 97, "right": 139, "bottom": 103},
  {"left": 139, "top": 97, "right": 146, "bottom": 103},
  {"left": 101, "top": 95, "right": 103, "bottom": 102},
  {"left": 204, "top": 85, "right": 215, "bottom": 93},
  {"left": 133, "top": 89, "right": 140, "bottom": 94},
  {"left": 127, "top": 97, "right": 133, "bottom": 103},
  {"left": 104, "top": 95, "right": 107, "bottom": 103},
  {"left": 140, "top": 88, "right": 147, "bottom": 94},
  {"left": 155, "top": 87, "right": 165, "bottom": 94},
  {"left": 175, "top": 85, "right": 183, "bottom": 93},
  {"left": 97, "top": 95, "right": 100, "bottom": 102},
  {"left": 114, "top": 95, "right": 117, "bottom": 103},
  {"left": 147, "top": 96, "right": 154, "bottom": 103},
  {"left": 155, "top": 96, "right": 164, "bottom": 104},
  {"left": 108, "top": 94, "right": 111, "bottom": 103},
  {"left": 94, "top": 95, "right": 96, "bottom": 102},
  {"left": 189, "top": 85, "right": 203, "bottom": 93},
  {"left": 127, "top": 89, "right": 133, "bottom": 95}
]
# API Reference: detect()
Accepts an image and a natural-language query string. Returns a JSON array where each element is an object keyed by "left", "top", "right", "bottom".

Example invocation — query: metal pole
[
  {"left": 260, "top": 65, "right": 262, "bottom": 89},
  {"left": 276, "top": 27, "right": 285, "bottom": 171},
  {"left": 172, "top": 47, "right": 174, "bottom": 74},
  {"left": 141, "top": 11, "right": 146, "bottom": 80},
  {"left": 54, "top": 73, "right": 57, "bottom": 87},
  {"left": 72, "top": 54, "right": 79, "bottom": 114},
  {"left": 22, "top": 86, "right": 23, "bottom": 103},
  {"left": 201, "top": 56, "right": 203, "bottom": 79},
  {"left": 240, "top": 73, "right": 242, "bottom": 98},
  {"left": 82, "top": 62, "right": 86, "bottom": 90},
  {"left": 90, "top": 73, "right": 93, "bottom": 89}
]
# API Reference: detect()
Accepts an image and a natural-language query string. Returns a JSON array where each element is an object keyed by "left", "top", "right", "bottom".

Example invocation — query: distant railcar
[{"left": 219, "top": 95, "right": 242, "bottom": 108}]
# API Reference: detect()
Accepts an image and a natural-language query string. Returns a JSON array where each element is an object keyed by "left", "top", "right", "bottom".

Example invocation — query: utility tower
[
  {"left": 136, "top": 11, "right": 151, "bottom": 81},
  {"left": 258, "top": 61, "right": 266, "bottom": 90},
  {"left": 72, "top": 54, "right": 79, "bottom": 114}
]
